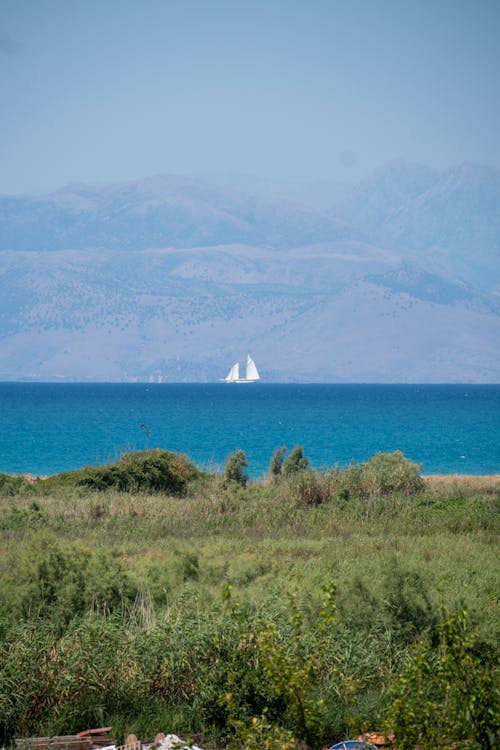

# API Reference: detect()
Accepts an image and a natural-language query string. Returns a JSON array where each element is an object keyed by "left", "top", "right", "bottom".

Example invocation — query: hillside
[
  {"left": 0, "top": 163, "right": 499, "bottom": 382},
  {"left": 334, "top": 161, "right": 500, "bottom": 291}
]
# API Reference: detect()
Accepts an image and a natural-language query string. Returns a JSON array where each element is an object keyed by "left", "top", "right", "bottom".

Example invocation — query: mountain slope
[
  {"left": 335, "top": 160, "right": 438, "bottom": 233},
  {"left": 0, "top": 163, "right": 498, "bottom": 382},
  {"left": 0, "top": 175, "right": 358, "bottom": 251},
  {"left": 1, "top": 244, "right": 498, "bottom": 382},
  {"left": 334, "top": 161, "right": 500, "bottom": 290}
]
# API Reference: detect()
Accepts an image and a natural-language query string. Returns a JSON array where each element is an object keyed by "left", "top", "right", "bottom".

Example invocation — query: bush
[
  {"left": 334, "top": 451, "right": 424, "bottom": 500},
  {"left": 76, "top": 449, "right": 200, "bottom": 495},
  {"left": 253, "top": 584, "right": 339, "bottom": 750},
  {"left": 382, "top": 562, "right": 438, "bottom": 643},
  {"left": 0, "top": 500, "right": 48, "bottom": 531},
  {"left": 227, "top": 709, "right": 296, "bottom": 750},
  {"left": 359, "top": 451, "right": 424, "bottom": 497},
  {"left": 282, "top": 470, "right": 334, "bottom": 507},
  {"left": 223, "top": 450, "right": 248, "bottom": 488},
  {"left": 282, "top": 446, "right": 309, "bottom": 476},
  {"left": 384, "top": 609, "right": 499, "bottom": 749},
  {"left": 0, "top": 533, "right": 137, "bottom": 628},
  {"left": 268, "top": 446, "right": 309, "bottom": 483},
  {"left": 268, "top": 446, "right": 287, "bottom": 482},
  {"left": 0, "top": 473, "right": 33, "bottom": 497}
]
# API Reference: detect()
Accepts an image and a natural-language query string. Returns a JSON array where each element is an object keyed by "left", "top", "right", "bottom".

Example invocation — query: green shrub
[
  {"left": 226, "top": 706, "right": 296, "bottom": 750},
  {"left": 0, "top": 615, "right": 137, "bottom": 740},
  {"left": 76, "top": 449, "right": 200, "bottom": 495},
  {"left": 253, "top": 584, "right": 339, "bottom": 750},
  {"left": 268, "top": 446, "right": 287, "bottom": 482},
  {"left": 334, "top": 451, "right": 424, "bottom": 500},
  {"left": 269, "top": 445, "right": 310, "bottom": 484},
  {"left": 0, "top": 533, "right": 137, "bottom": 628},
  {"left": 223, "top": 450, "right": 249, "bottom": 488},
  {"left": 281, "top": 470, "right": 334, "bottom": 507},
  {"left": 384, "top": 609, "right": 499, "bottom": 749},
  {"left": 173, "top": 549, "right": 200, "bottom": 582},
  {"left": 382, "top": 562, "right": 438, "bottom": 644},
  {"left": 0, "top": 473, "right": 33, "bottom": 497},
  {"left": 282, "top": 446, "right": 309, "bottom": 476},
  {"left": 359, "top": 451, "right": 424, "bottom": 497},
  {"left": 0, "top": 449, "right": 496, "bottom": 745},
  {"left": 0, "top": 500, "right": 48, "bottom": 531}
]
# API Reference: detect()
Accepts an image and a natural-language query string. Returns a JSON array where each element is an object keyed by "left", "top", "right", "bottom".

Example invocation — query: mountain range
[{"left": 0, "top": 161, "right": 499, "bottom": 382}]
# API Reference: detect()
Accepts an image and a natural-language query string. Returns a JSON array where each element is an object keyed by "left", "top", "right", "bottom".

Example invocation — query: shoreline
[
  {"left": 423, "top": 473, "right": 500, "bottom": 481},
  {"left": 5, "top": 471, "right": 500, "bottom": 484}
]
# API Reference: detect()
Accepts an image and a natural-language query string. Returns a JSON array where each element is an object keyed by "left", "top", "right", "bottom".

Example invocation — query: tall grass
[{"left": 0, "top": 450, "right": 498, "bottom": 746}]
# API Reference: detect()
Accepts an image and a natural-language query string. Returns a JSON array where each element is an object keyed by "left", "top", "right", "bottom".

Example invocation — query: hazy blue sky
[{"left": 1, "top": 0, "right": 499, "bottom": 193}]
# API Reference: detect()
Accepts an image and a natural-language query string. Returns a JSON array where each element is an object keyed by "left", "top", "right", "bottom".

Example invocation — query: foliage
[
  {"left": 0, "top": 498, "right": 48, "bottom": 531},
  {"left": 268, "top": 446, "right": 287, "bottom": 481},
  {"left": 282, "top": 446, "right": 309, "bottom": 476},
  {"left": 255, "top": 584, "right": 340, "bottom": 750},
  {"left": 268, "top": 446, "right": 310, "bottom": 482},
  {"left": 385, "top": 610, "right": 499, "bottom": 749},
  {"left": 227, "top": 707, "right": 296, "bottom": 750},
  {"left": 0, "top": 452, "right": 497, "bottom": 745},
  {"left": 0, "top": 472, "right": 33, "bottom": 496},
  {"left": 223, "top": 450, "right": 249, "bottom": 488},
  {"left": 323, "top": 450, "right": 425, "bottom": 504},
  {"left": 0, "top": 532, "right": 137, "bottom": 629},
  {"left": 359, "top": 450, "right": 424, "bottom": 497},
  {"left": 75, "top": 449, "right": 200, "bottom": 495},
  {"left": 381, "top": 562, "right": 439, "bottom": 644},
  {"left": 280, "top": 470, "right": 335, "bottom": 507}
]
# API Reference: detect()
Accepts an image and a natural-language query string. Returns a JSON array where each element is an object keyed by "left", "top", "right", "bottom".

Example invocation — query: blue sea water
[{"left": 0, "top": 383, "right": 499, "bottom": 478}]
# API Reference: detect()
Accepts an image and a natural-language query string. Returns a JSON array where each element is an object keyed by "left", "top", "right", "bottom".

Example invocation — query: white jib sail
[
  {"left": 245, "top": 355, "right": 260, "bottom": 381},
  {"left": 225, "top": 362, "right": 240, "bottom": 381}
]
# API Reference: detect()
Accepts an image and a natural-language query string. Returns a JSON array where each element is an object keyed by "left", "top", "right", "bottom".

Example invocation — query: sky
[{"left": 1, "top": 0, "right": 499, "bottom": 194}]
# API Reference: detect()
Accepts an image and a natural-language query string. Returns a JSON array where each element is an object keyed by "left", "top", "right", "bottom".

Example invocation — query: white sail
[
  {"left": 224, "top": 362, "right": 239, "bottom": 382},
  {"left": 245, "top": 354, "right": 260, "bottom": 381}
]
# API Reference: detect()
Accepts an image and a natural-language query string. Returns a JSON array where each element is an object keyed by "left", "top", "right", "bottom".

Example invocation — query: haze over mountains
[{"left": 1, "top": 160, "right": 499, "bottom": 382}]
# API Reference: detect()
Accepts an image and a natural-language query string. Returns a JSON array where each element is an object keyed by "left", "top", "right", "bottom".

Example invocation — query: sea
[{"left": 0, "top": 383, "right": 499, "bottom": 478}]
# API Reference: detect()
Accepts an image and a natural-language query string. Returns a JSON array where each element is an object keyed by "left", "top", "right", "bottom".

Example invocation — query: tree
[
  {"left": 282, "top": 446, "right": 309, "bottom": 476},
  {"left": 268, "top": 446, "right": 287, "bottom": 481},
  {"left": 223, "top": 450, "right": 248, "bottom": 488}
]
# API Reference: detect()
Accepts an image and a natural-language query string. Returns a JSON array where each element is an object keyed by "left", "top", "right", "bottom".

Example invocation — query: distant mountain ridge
[
  {"left": 0, "top": 173, "right": 359, "bottom": 252},
  {"left": 0, "top": 161, "right": 499, "bottom": 382},
  {"left": 334, "top": 161, "right": 500, "bottom": 290}
]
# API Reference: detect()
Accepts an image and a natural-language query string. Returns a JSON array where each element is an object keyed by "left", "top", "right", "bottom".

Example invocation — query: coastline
[
  {"left": 6, "top": 471, "right": 500, "bottom": 487},
  {"left": 423, "top": 474, "right": 500, "bottom": 493}
]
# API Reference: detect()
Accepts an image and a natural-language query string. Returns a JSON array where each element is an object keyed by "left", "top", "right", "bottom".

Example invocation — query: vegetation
[
  {"left": 268, "top": 446, "right": 287, "bottom": 481},
  {"left": 385, "top": 609, "right": 499, "bottom": 749},
  {"left": 0, "top": 449, "right": 498, "bottom": 748},
  {"left": 223, "top": 450, "right": 249, "bottom": 488}
]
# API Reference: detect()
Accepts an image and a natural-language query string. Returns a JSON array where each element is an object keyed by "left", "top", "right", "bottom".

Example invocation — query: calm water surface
[{"left": 0, "top": 383, "right": 499, "bottom": 477}]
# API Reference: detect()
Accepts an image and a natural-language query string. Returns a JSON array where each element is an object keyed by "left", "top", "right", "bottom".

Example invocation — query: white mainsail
[
  {"left": 245, "top": 354, "right": 260, "bottom": 381},
  {"left": 224, "top": 362, "right": 240, "bottom": 382}
]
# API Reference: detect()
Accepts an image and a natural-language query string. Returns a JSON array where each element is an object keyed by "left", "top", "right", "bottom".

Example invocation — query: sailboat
[{"left": 223, "top": 354, "right": 260, "bottom": 383}]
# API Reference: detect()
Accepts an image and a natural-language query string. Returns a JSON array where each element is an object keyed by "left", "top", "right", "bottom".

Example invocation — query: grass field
[{"left": 0, "top": 451, "right": 498, "bottom": 748}]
